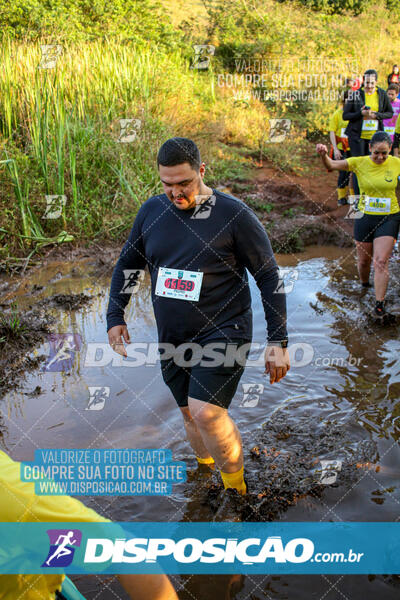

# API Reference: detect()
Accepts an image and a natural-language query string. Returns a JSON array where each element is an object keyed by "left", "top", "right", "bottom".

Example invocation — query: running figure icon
[{"left": 45, "top": 531, "right": 77, "bottom": 566}]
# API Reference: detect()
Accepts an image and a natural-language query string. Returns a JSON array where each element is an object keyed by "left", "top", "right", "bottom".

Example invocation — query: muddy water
[{"left": 1, "top": 246, "right": 400, "bottom": 599}]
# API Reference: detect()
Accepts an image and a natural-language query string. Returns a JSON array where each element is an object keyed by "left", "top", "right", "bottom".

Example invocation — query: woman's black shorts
[
  {"left": 354, "top": 212, "right": 400, "bottom": 243},
  {"left": 160, "top": 338, "right": 252, "bottom": 409}
]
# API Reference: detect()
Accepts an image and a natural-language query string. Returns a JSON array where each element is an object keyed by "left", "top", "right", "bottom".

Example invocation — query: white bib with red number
[{"left": 155, "top": 267, "right": 203, "bottom": 301}]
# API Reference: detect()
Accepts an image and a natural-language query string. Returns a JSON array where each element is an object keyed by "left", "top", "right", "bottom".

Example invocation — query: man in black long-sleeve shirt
[{"left": 107, "top": 137, "right": 290, "bottom": 495}]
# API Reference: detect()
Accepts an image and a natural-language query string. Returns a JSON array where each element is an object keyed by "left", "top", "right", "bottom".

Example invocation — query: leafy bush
[
  {"left": 277, "top": 0, "right": 400, "bottom": 16},
  {"left": 0, "top": 0, "right": 179, "bottom": 46},
  {"left": 297, "top": 0, "right": 372, "bottom": 15}
]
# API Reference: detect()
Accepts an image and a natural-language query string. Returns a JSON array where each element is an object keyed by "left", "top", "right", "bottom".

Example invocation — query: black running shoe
[{"left": 374, "top": 301, "right": 385, "bottom": 316}]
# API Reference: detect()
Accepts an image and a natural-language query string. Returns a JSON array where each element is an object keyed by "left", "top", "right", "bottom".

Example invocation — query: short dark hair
[
  {"left": 157, "top": 137, "right": 201, "bottom": 170},
  {"left": 388, "top": 83, "right": 399, "bottom": 93},
  {"left": 370, "top": 131, "right": 392, "bottom": 147},
  {"left": 363, "top": 69, "right": 378, "bottom": 81}
]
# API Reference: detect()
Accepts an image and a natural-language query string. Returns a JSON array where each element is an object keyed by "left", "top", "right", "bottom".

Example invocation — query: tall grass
[
  {"left": 0, "top": 39, "right": 260, "bottom": 259},
  {"left": 1, "top": 1, "right": 397, "bottom": 261}
]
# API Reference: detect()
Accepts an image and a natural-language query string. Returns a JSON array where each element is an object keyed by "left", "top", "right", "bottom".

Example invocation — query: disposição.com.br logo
[{"left": 42, "top": 529, "right": 82, "bottom": 567}]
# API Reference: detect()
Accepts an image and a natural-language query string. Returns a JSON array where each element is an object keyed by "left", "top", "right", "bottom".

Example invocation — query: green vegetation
[
  {"left": 0, "top": 304, "right": 28, "bottom": 342},
  {"left": 246, "top": 198, "right": 274, "bottom": 213},
  {"left": 0, "top": 0, "right": 399, "bottom": 262},
  {"left": 285, "top": 0, "right": 399, "bottom": 16},
  {"left": 0, "top": 37, "right": 259, "bottom": 263},
  {"left": 290, "top": 0, "right": 373, "bottom": 14}
]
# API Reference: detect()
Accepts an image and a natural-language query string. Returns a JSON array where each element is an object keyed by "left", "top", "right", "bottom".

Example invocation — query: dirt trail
[{"left": 230, "top": 156, "right": 354, "bottom": 253}]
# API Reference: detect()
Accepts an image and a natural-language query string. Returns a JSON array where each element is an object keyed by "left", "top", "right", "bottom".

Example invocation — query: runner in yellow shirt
[
  {"left": 0, "top": 450, "right": 178, "bottom": 600},
  {"left": 316, "top": 131, "right": 400, "bottom": 320},
  {"left": 329, "top": 91, "right": 350, "bottom": 205}
]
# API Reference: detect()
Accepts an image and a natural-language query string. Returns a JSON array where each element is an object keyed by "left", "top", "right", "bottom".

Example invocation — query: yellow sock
[
  {"left": 220, "top": 466, "right": 247, "bottom": 495},
  {"left": 349, "top": 188, "right": 355, "bottom": 196},
  {"left": 337, "top": 187, "right": 347, "bottom": 200},
  {"left": 196, "top": 456, "right": 215, "bottom": 465}
]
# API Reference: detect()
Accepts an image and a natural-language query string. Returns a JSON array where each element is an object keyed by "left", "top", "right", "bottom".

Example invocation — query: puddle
[{"left": 0, "top": 245, "right": 400, "bottom": 599}]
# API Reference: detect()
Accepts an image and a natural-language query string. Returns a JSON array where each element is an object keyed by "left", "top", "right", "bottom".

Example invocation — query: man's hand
[
  {"left": 108, "top": 325, "right": 131, "bottom": 357},
  {"left": 316, "top": 143, "right": 328, "bottom": 156},
  {"left": 264, "top": 345, "right": 290, "bottom": 384},
  {"left": 361, "top": 106, "right": 374, "bottom": 119}
]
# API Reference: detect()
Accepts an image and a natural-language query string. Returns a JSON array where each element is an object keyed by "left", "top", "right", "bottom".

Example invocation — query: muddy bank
[
  {"left": 231, "top": 174, "right": 354, "bottom": 253},
  {"left": 0, "top": 251, "right": 117, "bottom": 399},
  {"left": 0, "top": 307, "right": 54, "bottom": 398},
  {"left": 0, "top": 242, "right": 120, "bottom": 279},
  {"left": 1, "top": 157, "right": 354, "bottom": 279},
  {"left": 38, "top": 292, "right": 93, "bottom": 311}
]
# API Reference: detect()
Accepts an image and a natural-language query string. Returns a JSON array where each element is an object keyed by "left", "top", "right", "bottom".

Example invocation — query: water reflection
[{"left": 0, "top": 247, "right": 399, "bottom": 599}]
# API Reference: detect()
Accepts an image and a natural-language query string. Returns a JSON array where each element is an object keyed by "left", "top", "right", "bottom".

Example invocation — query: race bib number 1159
[{"left": 155, "top": 267, "right": 203, "bottom": 301}]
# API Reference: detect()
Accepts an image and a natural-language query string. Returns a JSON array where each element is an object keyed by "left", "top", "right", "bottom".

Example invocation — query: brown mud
[
  {"left": 181, "top": 411, "right": 378, "bottom": 522},
  {"left": 0, "top": 257, "right": 105, "bottom": 399},
  {"left": 38, "top": 292, "right": 93, "bottom": 310},
  {"left": 0, "top": 307, "right": 54, "bottom": 398},
  {"left": 230, "top": 157, "right": 354, "bottom": 253}
]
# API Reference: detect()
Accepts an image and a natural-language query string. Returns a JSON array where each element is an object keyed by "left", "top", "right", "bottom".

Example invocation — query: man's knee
[
  {"left": 188, "top": 397, "right": 223, "bottom": 428},
  {"left": 373, "top": 255, "right": 389, "bottom": 272}
]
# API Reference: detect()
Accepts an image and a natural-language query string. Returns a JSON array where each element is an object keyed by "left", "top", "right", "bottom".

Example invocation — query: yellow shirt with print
[
  {"left": 0, "top": 450, "right": 110, "bottom": 600},
  {"left": 329, "top": 108, "right": 349, "bottom": 151},
  {"left": 346, "top": 155, "right": 400, "bottom": 214},
  {"left": 361, "top": 91, "right": 379, "bottom": 140}
]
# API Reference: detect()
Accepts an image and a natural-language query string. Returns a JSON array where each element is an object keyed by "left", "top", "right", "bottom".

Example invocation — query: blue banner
[{"left": 0, "top": 522, "right": 399, "bottom": 574}]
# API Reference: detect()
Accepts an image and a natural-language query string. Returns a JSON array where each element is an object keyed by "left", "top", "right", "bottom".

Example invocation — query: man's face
[
  {"left": 387, "top": 89, "right": 397, "bottom": 102},
  {"left": 159, "top": 162, "right": 204, "bottom": 210},
  {"left": 364, "top": 75, "right": 377, "bottom": 94},
  {"left": 369, "top": 142, "right": 391, "bottom": 164}
]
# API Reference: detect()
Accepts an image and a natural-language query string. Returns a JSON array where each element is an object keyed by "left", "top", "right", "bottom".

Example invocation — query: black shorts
[
  {"left": 354, "top": 212, "right": 400, "bottom": 243},
  {"left": 160, "top": 339, "right": 251, "bottom": 409}
]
